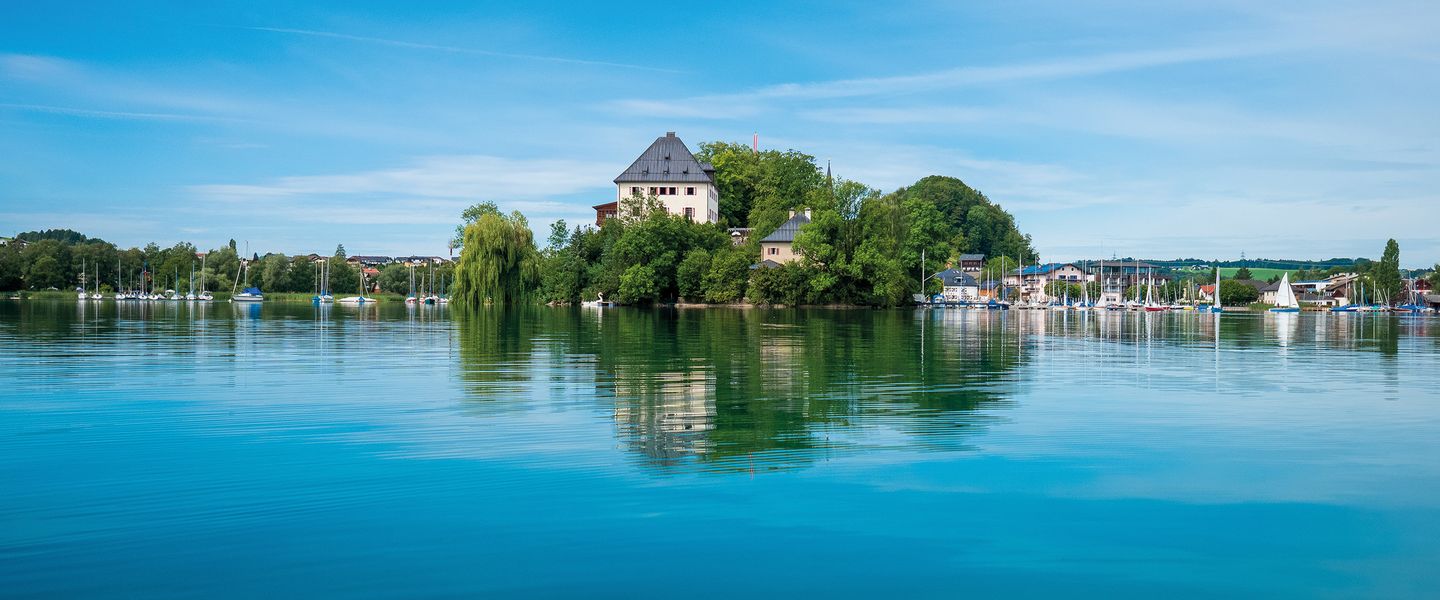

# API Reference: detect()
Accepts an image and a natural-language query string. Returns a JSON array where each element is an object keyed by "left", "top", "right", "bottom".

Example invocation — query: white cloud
[
  {"left": 241, "top": 26, "right": 682, "bottom": 73},
  {"left": 190, "top": 155, "right": 615, "bottom": 202}
]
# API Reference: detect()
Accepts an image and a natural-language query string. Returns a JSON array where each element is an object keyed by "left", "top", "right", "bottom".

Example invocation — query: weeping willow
[{"left": 452, "top": 210, "right": 541, "bottom": 308}]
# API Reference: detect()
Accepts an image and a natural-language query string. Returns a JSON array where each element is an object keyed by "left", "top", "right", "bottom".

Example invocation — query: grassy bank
[{"left": 1217, "top": 267, "right": 1296, "bottom": 281}]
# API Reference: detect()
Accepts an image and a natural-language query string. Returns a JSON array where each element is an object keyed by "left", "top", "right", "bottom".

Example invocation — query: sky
[{"left": 1, "top": 1, "right": 1437, "bottom": 266}]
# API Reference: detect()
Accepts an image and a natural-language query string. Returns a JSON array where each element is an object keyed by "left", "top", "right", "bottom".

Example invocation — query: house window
[
  {"left": 668, "top": 187, "right": 677, "bottom": 195},
  {"left": 631, "top": 187, "right": 641, "bottom": 196},
  {"left": 686, "top": 187, "right": 696, "bottom": 195},
  {"left": 684, "top": 207, "right": 695, "bottom": 220},
  {"left": 768, "top": 247, "right": 778, "bottom": 256},
  {"left": 649, "top": 187, "right": 658, "bottom": 195}
]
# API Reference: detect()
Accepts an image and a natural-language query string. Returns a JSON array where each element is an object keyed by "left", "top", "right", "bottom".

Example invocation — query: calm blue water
[{"left": 2, "top": 301, "right": 1438, "bottom": 597}]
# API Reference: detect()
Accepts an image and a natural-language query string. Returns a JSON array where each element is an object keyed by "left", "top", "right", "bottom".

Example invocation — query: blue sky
[{"left": 2, "top": 1, "right": 1437, "bottom": 265}]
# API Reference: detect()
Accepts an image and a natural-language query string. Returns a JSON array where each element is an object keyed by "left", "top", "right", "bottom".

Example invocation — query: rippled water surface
[{"left": 3, "top": 301, "right": 1439, "bottom": 597}]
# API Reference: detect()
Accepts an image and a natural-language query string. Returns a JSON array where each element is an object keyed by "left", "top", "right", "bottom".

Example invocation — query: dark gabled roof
[
  {"left": 958, "top": 253, "right": 985, "bottom": 262},
  {"left": 758, "top": 211, "right": 811, "bottom": 243},
  {"left": 614, "top": 132, "right": 714, "bottom": 184},
  {"left": 750, "top": 259, "right": 784, "bottom": 270},
  {"left": 935, "top": 269, "right": 978, "bottom": 287}
]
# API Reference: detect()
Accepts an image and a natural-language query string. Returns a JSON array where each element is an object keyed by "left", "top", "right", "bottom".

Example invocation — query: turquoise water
[{"left": 2, "top": 301, "right": 1438, "bottom": 597}]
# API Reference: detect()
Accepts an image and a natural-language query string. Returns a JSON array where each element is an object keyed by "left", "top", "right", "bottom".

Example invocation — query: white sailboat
[
  {"left": 1269, "top": 272, "right": 1300, "bottom": 312},
  {"left": 1202, "top": 265, "right": 1223, "bottom": 313},
  {"left": 197, "top": 253, "right": 214, "bottom": 301},
  {"left": 337, "top": 266, "right": 378, "bottom": 305},
  {"left": 231, "top": 256, "right": 264, "bottom": 303}
]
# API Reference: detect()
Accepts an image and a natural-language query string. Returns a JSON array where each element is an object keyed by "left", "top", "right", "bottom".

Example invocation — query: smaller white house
[{"left": 935, "top": 269, "right": 981, "bottom": 302}]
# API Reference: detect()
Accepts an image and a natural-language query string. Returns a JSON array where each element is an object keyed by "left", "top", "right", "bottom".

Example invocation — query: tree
[
  {"left": 377, "top": 263, "right": 411, "bottom": 295},
  {"left": 617, "top": 263, "right": 660, "bottom": 304},
  {"left": 702, "top": 247, "right": 752, "bottom": 303},
  {"left": 0, "top": 243, "right": 24, "bottom": 291},
  {"left": 452, "top": 208, "right": 540, "bottom": 307},
  {"left": 1374, "top": 239, "right": 1402, "bottom": 304},
  {"left": 1428, "top": 264, "right": 1440, "bottom": 291},
  {"left": 334, "top": 244, "right": 346, "bottom": 259},
  {"left": 451, "top": 202, "right": 502, "bottom": 250},
  {"left": 327, "top": 257, "right": 360, "bottom": 295},
  {"left": 260, "top": 254, "right": 291, "bottom": 292},
  {"left": 693, "top": 141, "right": 825, "bottom": 228},
  {"left": 676, "top": 249, "right": 711, "bottom": 301},
  {"left": 1218, "top": 280, "right": 1259, "bottom": 306},
  {"left": 1234, "top": 267, "right": 1253, "bottom": 280},
  {"left": 749, "top": 263, "right": 814, "bottom": 305},
  {"left": 26, "top": 254, "right": 66, "bottom": 289}
]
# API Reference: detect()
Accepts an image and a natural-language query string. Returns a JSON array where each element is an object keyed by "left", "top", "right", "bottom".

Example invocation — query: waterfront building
[
  {"left": 1004, "top": 262, "right": 1090, "bottom": 302},
  {"left": 1085, "top": 261, "right": 1171, "bottom": 304},
  {"left": 757, "top": 210, "right": 811, "bottom": 265},
  {"left": 608, "top": 132, "right": 719, "bottom": 224},
  {"left": 957, "top": 253, "right": 985, "bottom": 273},
  {"left": 934, "top": 269, "right": 980, "bottom": 302}
]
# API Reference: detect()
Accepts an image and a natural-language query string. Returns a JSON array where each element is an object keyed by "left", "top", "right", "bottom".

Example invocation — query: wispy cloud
[
  {"left": 0, "top": 102, "right": 245, "bottom": 123},
  {"left": 242, "top": 26, "right": 682, "bottom": 73},
  {"left": 190, "top": 154, "right": 614, "bottom": 202}
]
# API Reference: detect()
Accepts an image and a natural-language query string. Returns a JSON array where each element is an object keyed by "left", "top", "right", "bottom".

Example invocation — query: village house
[
  {"left": 1087, "top": 261, "right": 1171, "bottom": 304},
  {"left": 601, "top": 132, "right": 720, "bottom": 224},
  {"left": 1003, "top": 262, "right": 1090, "bottom": 302},
  {"left": 934, "top": 269, "right": 981, "bottom": 302},
  {"left": 757, "top": 210, "right": 811, "bottom": 264},
  {"left": 957, "top": 253, "right": 985, "bottom": 273}
]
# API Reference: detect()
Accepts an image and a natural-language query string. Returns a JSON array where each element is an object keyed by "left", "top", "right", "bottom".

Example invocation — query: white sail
[{"left": 1273, "top": 273, "right": 1299, "bottom": 308}]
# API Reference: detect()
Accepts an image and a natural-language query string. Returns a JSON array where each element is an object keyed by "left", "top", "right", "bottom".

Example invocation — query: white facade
[{"left": 617, "top": 182, "right": 719, "bottom": 223}]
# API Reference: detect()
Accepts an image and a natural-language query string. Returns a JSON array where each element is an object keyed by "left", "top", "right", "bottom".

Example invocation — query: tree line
[{"left": 454, "top": 142, "right": 1039, "bottom": 307}]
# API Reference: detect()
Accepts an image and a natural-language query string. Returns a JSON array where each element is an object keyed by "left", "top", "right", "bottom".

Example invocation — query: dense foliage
[
  {"left": 452, "top": 202, "right": 540, "bottom": 307},
  {"left": 1218, "top": 280, "right": 1261, "bottom": 305}
]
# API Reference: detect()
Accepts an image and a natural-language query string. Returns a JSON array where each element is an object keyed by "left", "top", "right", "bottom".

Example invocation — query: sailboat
[
  {"left": 405, "top": 263, "right": 418, "bottom": 304},
  {"left": 337, "top": 266, "right": 377, "bottom": 305},
  {"left": 231, "top": 256, "right": 264, "bottom": 302},
  {"left": 1201, "top": 266, "right": 1223, "bottom": 313},
  {"left": 77, "top": 259, "right": 89, "bottom": 301},
  {"left": 423, "top": 263, "right": 439, "bottom": 305},
  {"left": 186, "top": 263, "right": 197, "bottom": 300},
  {"left": 89, "top": 260, "right": 103, "bottom": 300},
  {"left": 313, "top": 259, "right": 334, "bottom": 304},
  {"left": 1143, "top": 268, "right": 1166, "bottom": 311},
  {"left": 1269, "top": 272, "right": 1300, "bottom": 312},
  {"left": 197, "top": 253, "right": 214, "bottom": 301}
]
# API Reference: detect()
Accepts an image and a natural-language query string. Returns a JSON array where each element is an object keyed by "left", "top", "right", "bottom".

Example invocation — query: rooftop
[
  {"left": 614, "top": 132, "right": 714, "bottom": 184},
  {"left": 758, "top": 211, "right": 811, "bottom": 244}
]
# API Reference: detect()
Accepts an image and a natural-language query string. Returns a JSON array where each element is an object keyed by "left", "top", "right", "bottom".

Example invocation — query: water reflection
[{"left": 455, "top": 308, "right": 1031, "bottom": 472}]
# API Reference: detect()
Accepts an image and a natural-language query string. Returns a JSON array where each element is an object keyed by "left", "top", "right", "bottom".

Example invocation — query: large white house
[{"left": 603, "top": 132, "right": 720, "bottom": 224}]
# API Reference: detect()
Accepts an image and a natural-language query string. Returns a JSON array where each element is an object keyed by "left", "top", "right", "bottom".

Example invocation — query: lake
[{"left": 2, "top": 301, "right": 1438, "bottom": 597}]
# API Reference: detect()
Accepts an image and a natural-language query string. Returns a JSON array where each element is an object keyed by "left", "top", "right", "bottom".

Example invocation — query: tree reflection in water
[{"left": 459, "top": 307, "right": 1031, "bottom": 473}]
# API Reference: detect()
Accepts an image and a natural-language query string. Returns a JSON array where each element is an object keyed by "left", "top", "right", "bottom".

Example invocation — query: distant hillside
[
  {"left": 14, "top": 229, "right": 100, "bottom": 245},
  {"left": 1146, "top": 258, "right": 1363, "bottom": 271}
]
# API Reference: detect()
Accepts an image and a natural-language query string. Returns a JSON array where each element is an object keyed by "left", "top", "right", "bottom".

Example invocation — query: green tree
[
  {"left": 327, "top": 257, "right": 360, "bottom": 295},
  {"left": 1218, "top": 280, "right": 1260, "bottom": 305},
  {"left": 702, "top": 247, "right": 752, "bottom": 303},
  {"left": 676, "top": 248, "right": 711, "bottom": 301},
  {"left": 1427, "top": 264, "right": 1440, "bottom": 291},
  {"left": 377, "top": 263, "right": 411, "bottom": 295},
  {"left": 618, "top": 263, "right": 661, "bottom": 304},
  {"left": 452, "top": 208, "right": 540, "bottom": 307},
  {"left": 1374, "top": 239, "right": 1402, "bottom": 304},
  {"left": 22, "top": 240, "right": 71, "bottom": 289},
  {"left": 693, "top": 141, "right": 825, "bottom": 229},
  {"left": 26, "top": 254, "right": 66, "bottom": 289},
  {"left": 451, "top": 202, "right": 502, "bottom": 250},
  {"left": 260, "top": 254, "right": 291, "bottom": 292},
  {"left": 1234, "top": 266, "right": 1253, "bottom": 280},
  {"left": 0, "top": 243, "right": 24, "bottom": 290}
]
